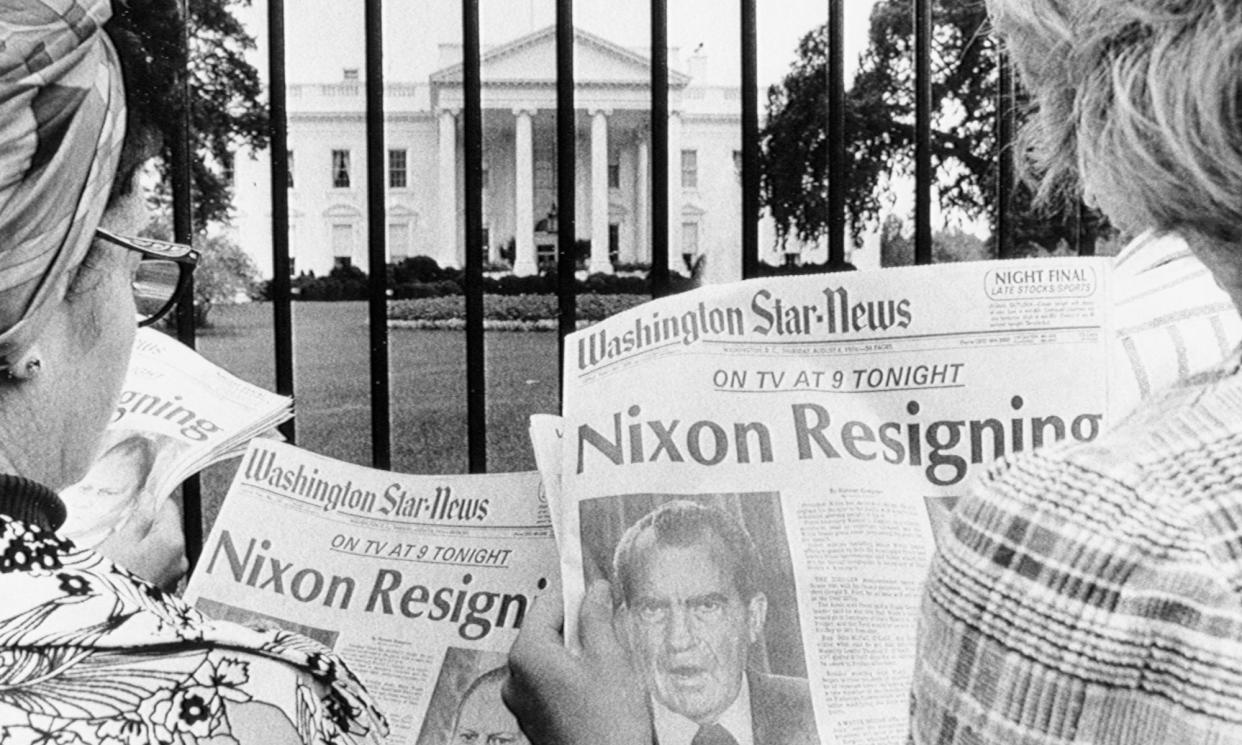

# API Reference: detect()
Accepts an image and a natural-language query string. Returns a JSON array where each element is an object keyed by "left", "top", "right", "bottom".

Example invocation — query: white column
[
  {"left": 667, "top": 110, "right": 683, "bottom": 273},
  {"left": 636, "top": 136, "right": 649, "bottom": 265},
  {"left": 512, "top": 109, "right": 538, "bottom": 276},
  {"left": 438, "top": 109, "right": 458, "bottom": 268},
  {"left": 618, "top": 143, "right": 635, "bottom": 264},
  {"left": 589, "top": 108, "right": 612, "bottom": 274}
]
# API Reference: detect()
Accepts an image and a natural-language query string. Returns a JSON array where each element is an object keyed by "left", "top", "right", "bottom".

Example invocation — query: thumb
[
  {"left": 512, "top": 586, "right": 565, "bottom": 657},
  {"left": 578, "top": 579, "right": 625, "bottom": 662}
]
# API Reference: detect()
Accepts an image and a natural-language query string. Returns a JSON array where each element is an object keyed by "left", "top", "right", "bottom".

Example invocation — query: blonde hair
[{"left": 989, "top": 0, "right": 1242, "bottom": 242}]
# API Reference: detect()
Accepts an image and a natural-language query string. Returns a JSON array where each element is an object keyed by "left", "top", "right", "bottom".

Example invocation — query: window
[
  {"left": 334, "top": 256, "right": 353, "bottom": 270},
  {"left": 608, "top": 163, "right": 620, "bottom": 189},
  {"left": 681, "top": 149, "right": 698, "bottom": 189},
  {"left": 388, "top": 222, "right": 410, "bottom": 259},
  {"left": 389, "top": 148, "right": 407, "bottom": 189},
  {"left": 537, "top": 243, "right": 555, "bottom": 269},
  {"left": 609, "top": 224, "right": 620, "bottom": 264},
  {"left": 221, "top": 153, "right": 234, "bottom": 186},
  {"left": 287, "top": 149, "right": 295, "bottom": 189},
  {"left": 733, "top": 149, "right": 743, "bottom": 180},
  {"left": 481, "top": 165, "right": 490, "bottom": 191},
  {"left": 331, "top": 223, "right": 354, "bottom": 265},
  {"left": 331, "top": 149, "right": 351, "bottom": 188},
  {"left": 343, "top": 68, "right": 359, "bottom": 81},
  {"left": 681, "top": 221, "right": 699, "bottom": 270}
]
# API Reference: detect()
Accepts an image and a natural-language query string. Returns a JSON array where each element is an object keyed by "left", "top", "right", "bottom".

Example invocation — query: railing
[{"left": 172, "top": 0, "right": 1022, "bottom": 568}]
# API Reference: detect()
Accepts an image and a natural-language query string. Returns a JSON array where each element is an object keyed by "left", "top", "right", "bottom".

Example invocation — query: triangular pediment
[{"left": 430, "top": 26, "right": 690, "bottom": 87}]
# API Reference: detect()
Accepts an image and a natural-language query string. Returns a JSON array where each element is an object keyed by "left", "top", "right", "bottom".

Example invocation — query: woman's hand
[
  {"left": 504, "top": 580, "right": 651, "bottom": 745},
  {"left": 96, "top": 497, "right": 188, "bottom": 590}
]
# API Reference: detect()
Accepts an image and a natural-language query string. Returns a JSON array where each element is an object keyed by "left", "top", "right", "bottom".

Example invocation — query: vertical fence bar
[
  {"left": 365, "top": 0, "right": 391, "bottom": 469},
  {"left": 556, "top": 0, "right": 577, "bottom": 400},
  {"left": 996, "top": 49, "right": 1015, "bottom": 259},
  {"left": 267, "top": 0, "right": 296, "bottom": 443},
  {"left": 172, "top": 0, "right": 202, "bottom": 567},
  {"left": 463, "top": 0, "right": 487, "bottom": 472},
  {"left": 828, "top": 0, "right": 846, "bottom": 266},
  {"left": 650, "top": 0, "right": 669, "bottom": 296},
  {"left": 914, "top": 0, "right": 933, "bottom": 264},
  {"left": 740, "top": 0, "right": 759, "bottom": 278}
]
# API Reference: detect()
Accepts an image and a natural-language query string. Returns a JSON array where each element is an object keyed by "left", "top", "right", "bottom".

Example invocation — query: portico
[{"left": 430, "top": 26, "right": 691, "bottom": 275}]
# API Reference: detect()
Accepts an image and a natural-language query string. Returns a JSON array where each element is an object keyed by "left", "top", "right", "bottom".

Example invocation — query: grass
[{"left": 190, "top": 301, "right": 561, "bottom": 533}]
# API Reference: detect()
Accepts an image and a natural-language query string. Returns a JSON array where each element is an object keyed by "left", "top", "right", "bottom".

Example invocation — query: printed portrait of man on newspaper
[{"left": 592, "top": 496, "right": 817, "bottom": 745}]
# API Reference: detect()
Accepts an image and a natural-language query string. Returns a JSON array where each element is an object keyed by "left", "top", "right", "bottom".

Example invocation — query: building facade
[{"left": 232, "top": 25, "right": 835, "bottom": 283}]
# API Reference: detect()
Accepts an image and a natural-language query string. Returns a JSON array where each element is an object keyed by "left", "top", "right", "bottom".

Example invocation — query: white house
[{"left": 231, "top": 24, "right": 843, "bottom": 283}]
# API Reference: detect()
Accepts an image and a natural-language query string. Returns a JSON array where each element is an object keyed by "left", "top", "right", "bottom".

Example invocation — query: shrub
[
  {"left": 752, "top": 259, "right": 856, "bottom": 277},
  {"left": 391, "top": 282, "right": 443, "bottom": 300},
  {"left": 257, "top": 255, "right": 699, "bottom": 306},
  {"left": 390, "top": 255, "right": 463, "bottom": 285},
  {"left": 389, "top": 293, "right": 649, "bottom": 325},
  {"left": 488, "top": 273, "right": 557, "bottom": 295},
  {"left": 296, "top": 264, "right": 369, "bottom": 301},
  {"left": 582, "top": 272, "right": 647, "bottom": 295}
]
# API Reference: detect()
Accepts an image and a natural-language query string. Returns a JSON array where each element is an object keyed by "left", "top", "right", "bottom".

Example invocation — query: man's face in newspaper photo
[
  {"left": 623, "top": 533, "right": 767, "bottom": 724},
  {"left": 452, "top": 674, "right": 528, "bottom": 745}
]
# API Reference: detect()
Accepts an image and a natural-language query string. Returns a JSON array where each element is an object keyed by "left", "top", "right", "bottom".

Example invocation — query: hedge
[
  {"left": 389, "top": 294, "right": 649, "bottom": 325},
  {"left": 261, "top": 256, "right": 698, "bottom": 302}
]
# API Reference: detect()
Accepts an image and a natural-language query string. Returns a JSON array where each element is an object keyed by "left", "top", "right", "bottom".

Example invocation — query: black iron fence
[{"left": 172, "top": 0, "right": 1022, "bottom": 566}]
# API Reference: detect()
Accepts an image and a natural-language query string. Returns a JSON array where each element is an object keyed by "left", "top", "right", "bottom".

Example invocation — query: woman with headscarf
[
  {"left": 0, "top": 2, "right": 386, "bottom": 742},
  {"left": 505, "top": 0, "right": 1242, "bottom": 743}
]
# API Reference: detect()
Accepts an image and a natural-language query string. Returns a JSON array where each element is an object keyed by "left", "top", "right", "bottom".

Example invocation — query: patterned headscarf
[{"left": 0, "top": 0, "right": 125, "bottom": 371}]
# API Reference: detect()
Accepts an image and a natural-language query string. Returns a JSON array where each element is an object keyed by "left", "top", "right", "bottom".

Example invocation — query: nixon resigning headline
[
  {"left": 575, "top": 395, "right": 1104, "bottom": 486},
  {"left": 202, "top": 528, "right": 549, "bottom": 642}
]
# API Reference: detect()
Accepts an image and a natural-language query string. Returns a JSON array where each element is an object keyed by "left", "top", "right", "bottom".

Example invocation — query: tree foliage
[
  {"left": 188, "top": 233, "right": 262, "bottom": 326},
  {"left": 109, "top": 0, "right": 267, "bottom": 229},
  {"left": 761, "top": 0, "right": 1111, "bottom": 257},
  {"left": 142, "top": 219, "right": 260, "bottom": 328},
  {"left": 759, "top": 28, "right": 885, "bottom": 245}
]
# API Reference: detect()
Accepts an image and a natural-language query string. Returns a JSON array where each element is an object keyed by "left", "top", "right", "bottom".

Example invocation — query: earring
[{"left": 1, "top": 349, "right": 41, "bottom": 381}]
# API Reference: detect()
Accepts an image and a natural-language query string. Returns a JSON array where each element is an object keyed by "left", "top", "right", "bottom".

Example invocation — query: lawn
[{"left": 190, "top": 301, "right": 561, "bottom": 533}]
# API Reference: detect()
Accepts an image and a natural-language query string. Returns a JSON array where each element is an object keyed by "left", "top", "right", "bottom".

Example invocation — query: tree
[
  {"left": 761, "top": 0, "right": 1111, "bottom": 258},
  {"left": 760, "top": 26, "right": 888, "bottom": 246},
  {"left": 188, "top": 234, "right": 262, "bottom": 327},
  {"left": 108, "top": 0, "right": 267, "bottom": 230},
  {"left": 142, "top": 220, "right": 260, "bottom": 328},
  {"left": 880, "top": 215, "right": 990, "bottom": 266}
]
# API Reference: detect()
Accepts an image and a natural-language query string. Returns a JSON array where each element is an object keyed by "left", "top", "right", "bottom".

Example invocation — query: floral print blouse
[{"left": 0, "top": 507, "right": 388, "bottom": 744}]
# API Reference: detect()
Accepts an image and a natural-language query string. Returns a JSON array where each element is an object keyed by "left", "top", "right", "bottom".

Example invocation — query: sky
[{"left": 234, "top": 0, "right": 882, "bottom": 88}]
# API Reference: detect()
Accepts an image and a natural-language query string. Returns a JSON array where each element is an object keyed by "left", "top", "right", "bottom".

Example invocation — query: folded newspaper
[
  {"left": 60, "top": 327, "right": 293, "bottom": 548},
  {"left": 536, "top": 257, "right": 1117, "bottom": 745},
  {"left": 184, "top": 440, "right": 559, "bottom": 745}
]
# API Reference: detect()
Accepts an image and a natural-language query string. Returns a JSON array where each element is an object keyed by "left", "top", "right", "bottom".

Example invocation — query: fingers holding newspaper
[
  {"left": 97, "top": 496, "right": 188, "bottom": 589},
  {"left": 505, "top": 579, "right": 651, "bottom": 745}
]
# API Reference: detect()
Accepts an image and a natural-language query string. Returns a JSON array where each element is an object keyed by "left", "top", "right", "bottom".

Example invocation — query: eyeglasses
[{"left": 94, "top": 228, "right": 200, "bottom": 327}]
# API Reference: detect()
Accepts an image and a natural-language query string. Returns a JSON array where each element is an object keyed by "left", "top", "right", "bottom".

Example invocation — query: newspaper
[
  {"left": 543, "top": 257, "right": 1114, "bottom": 745},
  {"left": 60, "top": 327, "right": 293, "bottom": 548},
  {"left": 183, "top": 439, "right": 559, "bottom": 745}
]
